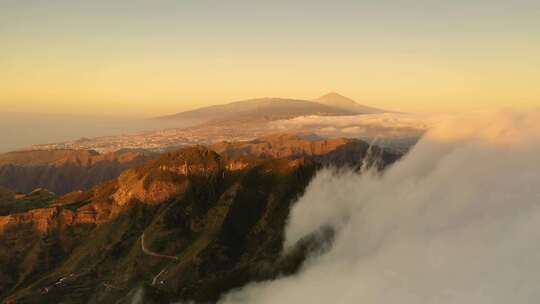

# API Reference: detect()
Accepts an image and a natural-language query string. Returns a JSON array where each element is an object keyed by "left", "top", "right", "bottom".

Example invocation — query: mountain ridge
[
  {"left": 0, "top": 149, "right": 157, "bottom": 195},
  {"left": 0, "top": 137, "right": 401, "bottom": 303},
  {"left": 0, "top": 134, "right": 399, "bottom": 195}
]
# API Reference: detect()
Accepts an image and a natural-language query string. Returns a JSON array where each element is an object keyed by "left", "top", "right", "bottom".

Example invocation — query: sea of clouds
[
  {"left": 220, "top": 110, "right": 540, "bottom": 304},
  {"left": 270, "top": 112, "right": 429, "bottom": 140}
]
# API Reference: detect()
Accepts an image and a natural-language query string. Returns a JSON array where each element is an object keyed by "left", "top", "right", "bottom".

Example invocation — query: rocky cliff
[
  {"left": 0, "top": 140, "right": 400, "bottom": 303},
  {"left": 211, "top": 133, "right": 400, "bottom": 168},
  {"left": 0, "top": 149, "right": 156, "bottom": 195}
]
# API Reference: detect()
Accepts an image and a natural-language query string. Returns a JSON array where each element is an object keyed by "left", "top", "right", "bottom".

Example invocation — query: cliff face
[
  {"left": 0, "top": 141, "right": 401, "bottom": 303},
  {"left": 0, "top": 149, "right": 156, "bottom": 195},
  {"left": 211, "top": 133, "right": 401, "bottom": 168},
  {"left": 112, "top": 147, "right": 225, "bottom": 206}
]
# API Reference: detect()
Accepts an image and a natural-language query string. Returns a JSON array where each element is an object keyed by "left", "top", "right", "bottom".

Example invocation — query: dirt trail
[{"left": 140, "top": 233, "right": 179, "bottom": 261}]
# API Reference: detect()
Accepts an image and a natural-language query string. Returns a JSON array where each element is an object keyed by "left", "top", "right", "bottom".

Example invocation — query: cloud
[
  {"left": 220, "top": 110, "right": 540, "bottom": 304},
  {"left": 269, "top": 113, "right": 429, "bottom": 140}
]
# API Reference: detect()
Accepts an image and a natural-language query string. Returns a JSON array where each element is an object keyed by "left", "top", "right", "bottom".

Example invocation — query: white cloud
[
  {"left": 269, "top": 113, "right": 429, "bottom": 149},
  {"left": 221, "top": 110, "right": 540, "bottom": 304}
]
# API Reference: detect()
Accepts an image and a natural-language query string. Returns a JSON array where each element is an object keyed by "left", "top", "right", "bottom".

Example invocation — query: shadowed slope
[{"left": 0, "top": 149, "right": 156, "bottom": 194}]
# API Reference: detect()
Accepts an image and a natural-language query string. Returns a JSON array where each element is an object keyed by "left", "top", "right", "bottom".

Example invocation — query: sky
[{"left": 1, "top": 0, "right": 539, "bottom": 117}]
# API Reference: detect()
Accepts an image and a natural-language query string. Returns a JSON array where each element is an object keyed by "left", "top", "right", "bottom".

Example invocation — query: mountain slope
[
  {"left": 157, "top": 98, "right": 356, "bottom": 123},
  {"left": 211, "top": 133, "right": 400, "bottom": 167},
  {"left": 0, "top": 188, "right": 56, "bottom": 216},
  {"left": 314, "top": 92, "right": 386, "bottom": 114},
  {"left": 0, "top": 149, "right": 157, "bottom": 194},
  {"left": 0, "top": 141, "right": 401, "bottom": 303}
]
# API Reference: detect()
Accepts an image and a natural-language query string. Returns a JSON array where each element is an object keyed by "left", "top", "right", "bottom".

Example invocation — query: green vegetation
[{"left": 0, "top": 188, "right": 56, "bottom": 216}]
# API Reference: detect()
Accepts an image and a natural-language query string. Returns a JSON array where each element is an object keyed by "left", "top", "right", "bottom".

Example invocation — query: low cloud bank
[
  {"left": 221, "top": 110, "right": 540, "bottom": 304},
  {"left": 270, "top": 113, "right": 428, "bottom": 140}
]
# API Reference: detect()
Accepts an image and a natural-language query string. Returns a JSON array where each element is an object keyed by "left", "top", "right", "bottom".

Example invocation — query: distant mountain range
[
  {"left": 22, "top": 93, "right": 409, "bottom": 154},
  {"left": 157, "top": 93, "right": 387, "bottom": 124}
]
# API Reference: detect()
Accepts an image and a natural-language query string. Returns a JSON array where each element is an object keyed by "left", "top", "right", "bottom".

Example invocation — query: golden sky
[{"left": 1, "top": 1, "right": 539, "bottom": 116}]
